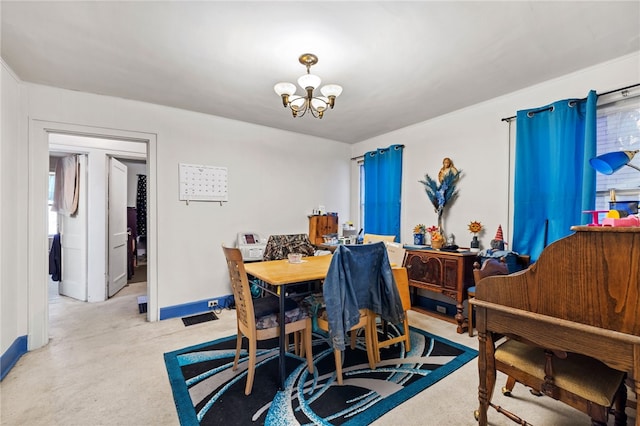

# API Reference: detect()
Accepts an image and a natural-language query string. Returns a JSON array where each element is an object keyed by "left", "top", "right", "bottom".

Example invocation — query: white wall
[
  {"left": 351, "top": 52, "right": 640, "bottom": 251},
  {"left": 1, "top": 61, "right": 29, "bottom": 356},
  {"left": 25, "top": 83, "right": 350, "bottom": 320}
]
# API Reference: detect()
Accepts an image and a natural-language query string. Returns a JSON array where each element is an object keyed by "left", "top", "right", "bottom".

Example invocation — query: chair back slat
[{"left": 222, "top": 246, "right": 255, "bottom": 330}]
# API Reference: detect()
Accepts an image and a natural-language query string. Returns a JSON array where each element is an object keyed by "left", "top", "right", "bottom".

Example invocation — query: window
[
  {"left": 594, "top": 94, "right": 640, "bottom": 210},
  {"left": 48, "top": 172, "right": 58, "bottom": 235}
]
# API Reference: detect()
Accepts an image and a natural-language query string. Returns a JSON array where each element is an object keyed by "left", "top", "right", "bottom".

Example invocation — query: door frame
[{"left": 28, "top": 119, "right": 158, "bottom": 350}]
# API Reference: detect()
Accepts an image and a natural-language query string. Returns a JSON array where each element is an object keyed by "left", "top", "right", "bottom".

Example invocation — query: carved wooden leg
[
  {"left": 541, "top": 350, "right": 558, "bottom": 398},
  {"left": 502, "top": 375, "right": 517, "bottom": 396},
  {"left": 633, "top": 375, "right": 640, "bottom": 426},
  {"left": 455, "top": 302, "right": 467, "bottom": 334},
  {"left": 468, "top": 301, "right": 474, "bottom": 337},
  {"left": 476, "top": 329, "right": 496, "bottom": 425},
  {"left": 613, "top": 381, "right": 627, "bottom": 426}
]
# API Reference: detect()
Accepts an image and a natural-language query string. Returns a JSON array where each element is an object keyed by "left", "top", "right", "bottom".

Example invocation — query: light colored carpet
[{"left": 1, "top": 283, "right": 635, "bottom": 425}]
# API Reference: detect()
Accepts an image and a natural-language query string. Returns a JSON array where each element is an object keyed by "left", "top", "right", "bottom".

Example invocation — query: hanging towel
[{"left": 51, "top": 155, "right": 79, "bottom": 216}]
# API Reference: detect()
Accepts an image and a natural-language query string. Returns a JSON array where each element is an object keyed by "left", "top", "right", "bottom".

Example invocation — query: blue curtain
[
  {"left": 364, "top": 144, "right": 404, "bottom": 241},
  {"left": 513, "top": 91, "right": 597, "bottom": 261}
]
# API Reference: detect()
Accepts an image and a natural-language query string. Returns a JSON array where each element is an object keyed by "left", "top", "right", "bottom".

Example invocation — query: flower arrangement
[
  {"left": 427, "top": 225, "right": 444, "bottom": 249},
  {"left": 419, "top": 168, "right": 461, "bottom": 232},
  {"left": 427, "top": 225, "right": 443, "bottom": 242},
  {"left": 413, "top": 224, "right": 426, "bottom": 234}
]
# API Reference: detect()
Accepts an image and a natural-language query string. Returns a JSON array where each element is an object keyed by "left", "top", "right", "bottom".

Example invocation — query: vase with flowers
[
  {"left": 413, "top": 224, "right": 427, "bottom": 245},
  {"left": 419, "top": 162, "right": 461, "bottom": 238},
  {"left": 467, "top": 220, "right": 483, "bottom": 252},
  {"left": 427, "top": 225, "right": 444, "bottom": 249}
]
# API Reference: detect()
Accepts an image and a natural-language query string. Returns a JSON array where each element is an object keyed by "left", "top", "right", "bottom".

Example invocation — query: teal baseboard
[
  {"left": 159, "top": 294, "right": 234, "bottom": 320},
  {"left": 1, "top": 335, "right": 27, "bottom": 381}
]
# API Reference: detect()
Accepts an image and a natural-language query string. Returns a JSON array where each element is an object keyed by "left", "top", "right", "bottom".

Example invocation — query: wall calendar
[{"left": 179, "top": 163, "right": 228, "bottom": 202}]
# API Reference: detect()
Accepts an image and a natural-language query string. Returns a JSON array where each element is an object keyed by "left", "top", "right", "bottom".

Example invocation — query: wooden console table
[{"left": 404, "top": 249, "right": 476, "bottom": 333}]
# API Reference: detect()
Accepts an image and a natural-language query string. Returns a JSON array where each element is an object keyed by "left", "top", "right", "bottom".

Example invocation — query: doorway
[
  {"left": 48, "top": 134, "right": 147, "bottom": 302},
  {"left": 28, "top": 119, "right": 158, "bottom": 351}
]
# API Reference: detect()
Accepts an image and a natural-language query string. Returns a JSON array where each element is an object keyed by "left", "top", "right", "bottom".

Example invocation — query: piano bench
[{"left": 495, "top": 339, "right": 627, "bottom": 424}]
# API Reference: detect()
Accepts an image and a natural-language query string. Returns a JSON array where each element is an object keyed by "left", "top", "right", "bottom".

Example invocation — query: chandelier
[{"left": 273, "top": 53, "right": 343, "bottom": 119}]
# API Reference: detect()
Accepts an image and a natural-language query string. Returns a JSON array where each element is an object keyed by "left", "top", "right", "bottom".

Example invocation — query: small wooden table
[{"left": 244, "top": 255, "right": 333, "bottom": 390}]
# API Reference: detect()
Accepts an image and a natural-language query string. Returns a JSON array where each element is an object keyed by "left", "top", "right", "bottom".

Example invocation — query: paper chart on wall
[{"left": 179, "top": 163, "right": 228, "bottom": 202}]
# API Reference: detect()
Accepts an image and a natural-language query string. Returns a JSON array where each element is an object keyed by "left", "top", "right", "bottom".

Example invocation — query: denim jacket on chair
[{"left": 323, "top": 242, "right": 404, "bottom": 350}]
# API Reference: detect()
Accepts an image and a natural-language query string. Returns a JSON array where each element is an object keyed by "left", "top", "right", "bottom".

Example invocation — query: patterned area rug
[{"left": 164, "top": 326, "right": 477, "bottom": 425}]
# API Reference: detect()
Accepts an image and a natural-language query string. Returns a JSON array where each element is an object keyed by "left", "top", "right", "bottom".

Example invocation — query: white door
[
  {"left": 59, "top": 155, "right": 88, "bottom": 301},
  {"left": 108, "top": 157, "right": 128, "bottom": 297}
]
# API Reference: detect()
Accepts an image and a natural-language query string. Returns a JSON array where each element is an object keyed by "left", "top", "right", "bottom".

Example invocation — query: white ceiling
[{"left": 2, "top": 1, "right": 639, "bottom": 144}]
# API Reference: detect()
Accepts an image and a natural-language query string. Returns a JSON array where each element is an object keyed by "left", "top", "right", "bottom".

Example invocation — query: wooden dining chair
[
  {"left": 316, "top": 243, "right": 404, "bottom": 385},
  {"left": 469, "top": 258, "right": 525, "bottom": 395},
  {"left": 316, "top": 308, "right": 376, "bottom": 385},
  {"left": 468, "top": 258, "right": 509, "bottom": 337},
  {"left": 487, "top": 339, "right": 628, "bottom": 425},
  {"left": 370, "top": 267, "right": 412, "bottom": 364},
  {"left": 222, "top": 245, "right": 314, "bottom": 395}
]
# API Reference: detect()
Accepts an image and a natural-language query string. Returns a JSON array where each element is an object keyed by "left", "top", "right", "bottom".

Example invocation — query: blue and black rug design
[{"left": 164, "top": 326, "right": 477, "bottom": 425}]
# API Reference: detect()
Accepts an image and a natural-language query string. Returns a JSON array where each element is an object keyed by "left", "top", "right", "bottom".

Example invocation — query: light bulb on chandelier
[{"left": 274, "top": 53, "right": 343, "bottom": 119}]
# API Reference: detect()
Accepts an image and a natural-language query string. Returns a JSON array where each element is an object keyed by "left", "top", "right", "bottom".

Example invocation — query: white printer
[{"left": 237, "top": 232, "right": 267, "bottom": 261}]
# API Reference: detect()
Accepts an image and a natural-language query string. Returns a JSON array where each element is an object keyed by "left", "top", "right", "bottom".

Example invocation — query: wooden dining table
[{"left": 243, "top": 254, "right": 333, "bottom": 390}]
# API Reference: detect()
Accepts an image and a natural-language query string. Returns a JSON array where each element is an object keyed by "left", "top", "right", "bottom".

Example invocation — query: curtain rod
[
  {"left": 500, "top": 83, "right": 640, "bottom": 122},
  {"left": 350, "top": 144, "right": 405, "bottom": 161}
]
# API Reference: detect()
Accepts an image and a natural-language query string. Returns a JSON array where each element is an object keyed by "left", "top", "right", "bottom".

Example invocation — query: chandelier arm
[
  {"left": 276, "top": 53, "right": 338, "bottom": 119},
  {"left": 310, "top": 96, "right": 330, "bottom": 109},
  {"left": 296, "top": 107, "right": 308, "bottom": 118},
  {"left": 291, "top": 98, "right": 310, "bottom": 118}
]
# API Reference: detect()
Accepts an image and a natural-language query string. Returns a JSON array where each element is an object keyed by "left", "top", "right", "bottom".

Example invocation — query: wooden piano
[{"left": 471, "top": 226, "right": 640, "bottom": 425}]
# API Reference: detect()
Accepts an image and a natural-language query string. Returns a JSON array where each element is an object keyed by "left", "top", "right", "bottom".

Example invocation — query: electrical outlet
[
  {"left": 436, "top": 305, "right": 447, "bottom": 314},
  {"left": 208, "top": 300, "right": 218, "bottom": 308}
]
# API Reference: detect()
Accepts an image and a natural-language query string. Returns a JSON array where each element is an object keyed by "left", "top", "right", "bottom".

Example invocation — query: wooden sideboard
[
  {"left": 404, "top": 249, "right": 476, "bottom": 333},
  {"left": 308, "top": 215, "right": 338, "bottom": 245}
]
